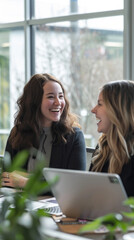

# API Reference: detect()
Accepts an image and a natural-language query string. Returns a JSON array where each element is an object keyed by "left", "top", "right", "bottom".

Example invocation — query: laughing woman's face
[
  {"left": 40, "top": 81, "right": 65, "bottom": 127},
  {"left": 91, "top": 91, "right": 111, "bottom": 134}
]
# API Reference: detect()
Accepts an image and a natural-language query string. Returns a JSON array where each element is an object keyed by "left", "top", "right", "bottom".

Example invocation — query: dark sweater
[
  {"left": 89, "top": 155, "right": 134, "bottom": 197},
  {"left": 5, "top": 127, "right": 86, "bottom": 171}
]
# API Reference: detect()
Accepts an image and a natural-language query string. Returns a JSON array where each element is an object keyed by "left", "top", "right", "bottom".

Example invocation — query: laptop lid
[{"left": 43, "top": 168, "right": 130, "bottom": 220}]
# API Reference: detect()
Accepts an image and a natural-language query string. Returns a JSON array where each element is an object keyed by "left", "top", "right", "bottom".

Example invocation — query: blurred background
[{"left": 0, "top": 0, "right": 133, "bottom": 154}]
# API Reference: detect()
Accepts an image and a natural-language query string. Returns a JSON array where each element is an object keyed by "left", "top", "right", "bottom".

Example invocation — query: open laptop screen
[{"left": 43, "top": 168, "right": 130, "bottom": 220}]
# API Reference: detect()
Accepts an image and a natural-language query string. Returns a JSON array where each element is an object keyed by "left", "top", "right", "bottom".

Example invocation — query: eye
[
  {"left": 97, "top": 100, "right": 103, "bottom": 106},
  {"left": 48, "top": 95, "right": 54, "bottom": 99},
  {"left": 59, "top": 94, "right": 64, "bottom": 99}
]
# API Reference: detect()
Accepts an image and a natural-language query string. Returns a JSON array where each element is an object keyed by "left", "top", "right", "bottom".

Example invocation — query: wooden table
[
  {"left": 51, "top": 215, "right": 125, "bottom": 240},
  {"left": 39, "top": 196, "right": 134, "bottom": 240}
]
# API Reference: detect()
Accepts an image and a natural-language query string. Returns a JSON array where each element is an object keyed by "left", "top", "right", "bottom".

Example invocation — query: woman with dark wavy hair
[
  {"left": 90, "top": 80, "right": 134, "bottom": 197},
  {"left": 2, "top": 73, "right": 86, "bottom": 188}
]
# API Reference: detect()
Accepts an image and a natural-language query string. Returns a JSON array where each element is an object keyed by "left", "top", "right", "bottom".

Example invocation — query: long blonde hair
[{"left": 92, "top": 80, "right": 134, "bottom": 174}]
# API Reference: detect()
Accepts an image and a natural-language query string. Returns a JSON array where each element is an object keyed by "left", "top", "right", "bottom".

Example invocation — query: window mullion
[
  {"left": 24, "top": 0, "right": 31, "bottom": 83},
  {"left": 124, "top": 0, "right": 133, "bottom": 80}
]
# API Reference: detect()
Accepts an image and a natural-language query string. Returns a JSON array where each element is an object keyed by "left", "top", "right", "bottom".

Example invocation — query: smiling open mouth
[
  {"left": 96, "top": 118, "right": 101, "bottom": 124},
  {"left": 51, "top": 108, "right": 61, "bottom": 112}
]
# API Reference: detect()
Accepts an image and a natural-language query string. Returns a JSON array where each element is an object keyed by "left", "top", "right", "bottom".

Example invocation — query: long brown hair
[
  {"left": 92, "top": 80, "right": 134, "bottom": 174},
  {"left": 9, "top": 73, "right": 80, "bottom": 150}
]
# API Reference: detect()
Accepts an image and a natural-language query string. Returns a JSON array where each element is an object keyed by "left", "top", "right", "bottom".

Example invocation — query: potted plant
[{"left": 0, "top": 149, "right": 57, "bottom": 240}]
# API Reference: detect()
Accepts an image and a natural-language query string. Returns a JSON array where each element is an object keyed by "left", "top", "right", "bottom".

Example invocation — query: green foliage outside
[{"left": 0, "top": 55, "right": 9, "bottom": 129}]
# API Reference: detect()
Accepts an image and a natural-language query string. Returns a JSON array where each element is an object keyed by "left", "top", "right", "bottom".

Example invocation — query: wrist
[{"left": 20, "top": 177, "right": 28, "bottom": 188}]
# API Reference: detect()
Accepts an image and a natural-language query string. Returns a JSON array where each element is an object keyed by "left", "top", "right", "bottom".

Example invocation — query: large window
[
  {"left": 0, "top": 27, "right": 25, "bottom": 154},
  {"left": 0, "top": 0, "right": 133, "bottom": 154}
]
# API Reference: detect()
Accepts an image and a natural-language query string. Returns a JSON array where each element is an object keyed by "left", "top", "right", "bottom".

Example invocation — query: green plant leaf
[
  {"left": 79, "top": 218, "right": 102, "bottom": 232},
  {"left": 124, "top": 197, "right": 134, "bottom": 207},
  {"left": 79, "top": 213, "right": 124, "bottom": 234},
  {"left": 122, "top": 211, "right": 134, "bottom": 219},
  {"left": 9, "top": 150, "right": 29, "bottom": 171},
  {"left": 2, "top": 151, "right": 11, "bottom": 170}
]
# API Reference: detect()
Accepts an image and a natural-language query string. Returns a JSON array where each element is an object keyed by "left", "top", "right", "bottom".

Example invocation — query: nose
[
  {"left": 54, "top": 97, "right": 60, "bottom": 105},
  {"left": 91, "top": 105, "right": 97, "bottom": 114}
]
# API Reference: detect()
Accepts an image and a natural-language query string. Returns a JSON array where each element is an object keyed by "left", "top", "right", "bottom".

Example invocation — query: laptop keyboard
[{"left": 44, "top": 205, "right": 62, "bottom": 216}]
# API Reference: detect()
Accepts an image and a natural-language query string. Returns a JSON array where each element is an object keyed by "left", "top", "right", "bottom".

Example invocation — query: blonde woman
[{"left": 90, "top": 80, "right": 134, "bottom": 197}]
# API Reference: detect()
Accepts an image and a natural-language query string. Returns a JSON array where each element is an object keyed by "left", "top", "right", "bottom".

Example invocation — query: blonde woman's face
[{"left": 91, "top": 91, "right": 111, "bottom": 134}]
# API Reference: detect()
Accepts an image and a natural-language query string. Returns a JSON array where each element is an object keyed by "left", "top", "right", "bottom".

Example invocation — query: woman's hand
[{"left": 1, "top": 171, "right": 29, "bottom": 188}]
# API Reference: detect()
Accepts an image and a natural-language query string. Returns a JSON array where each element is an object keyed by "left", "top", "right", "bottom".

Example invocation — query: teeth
[
  {"left": 51, "top": 109, "right": 60, "bottom": 112},
  {"left": 96, "top": 118, "right": 101, "bottom": 124}
]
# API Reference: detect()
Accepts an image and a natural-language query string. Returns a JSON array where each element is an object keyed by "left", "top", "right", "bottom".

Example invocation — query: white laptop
[{"left": 43, "top": 168, "right": 131, "bottom": 220}]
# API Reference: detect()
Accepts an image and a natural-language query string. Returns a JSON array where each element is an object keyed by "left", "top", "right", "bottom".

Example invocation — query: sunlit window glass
[
  {"left": 0, "top": 28, "right": 25, "bottom": 154},
  {"left": 34, "top": 0, "right": 123, "bottom": 19},
  {"left": 0, "top": 0, "right": 24, "bottom": 23}
]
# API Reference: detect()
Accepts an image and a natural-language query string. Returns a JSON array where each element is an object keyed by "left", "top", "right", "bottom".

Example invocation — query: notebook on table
[{"left": 43, "top": 168, "right": 131, "bottom": 220}]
